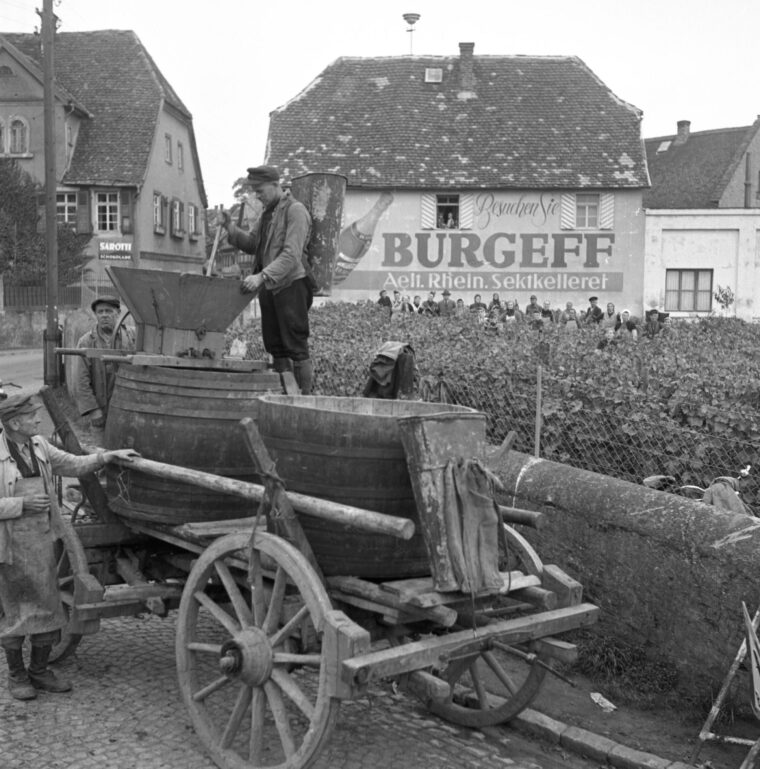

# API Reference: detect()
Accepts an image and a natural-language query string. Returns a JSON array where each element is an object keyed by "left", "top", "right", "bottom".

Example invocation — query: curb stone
[{"left": 509, "top": 707, "right": 689, "bottom": 769}]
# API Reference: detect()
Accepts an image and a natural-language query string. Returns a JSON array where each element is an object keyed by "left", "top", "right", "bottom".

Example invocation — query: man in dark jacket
[{"left": 221, "top": 166, "right": 314, "bottom": 393}]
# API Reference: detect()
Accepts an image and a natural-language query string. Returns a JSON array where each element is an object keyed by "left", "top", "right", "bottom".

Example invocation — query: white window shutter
[
  {"left": 421, "top": 193, "right": 436, "bottom": 229},
  {"left": 560, "top": 193, "right": 575, "bottom": 230},
  {"left": 459, "top": 193, "right": 474, "bottom": 229},
  {"left": 600, "top": 192, "right": 614, "bottom": 229}
]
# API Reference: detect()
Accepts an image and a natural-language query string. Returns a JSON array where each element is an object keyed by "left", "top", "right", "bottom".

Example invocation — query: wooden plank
[
  {"left": 72, "top": 521, "right": 144, "bottom": 548},
  {"left": 379, "top": 571, "right": 541, "bottom": 608},
  {"left": 342, "top": 603, "right": 600, "bottom": 682},
  {"left": 129, "top": 354, "right": 268, "bottom": 371},
  {"left": 542, "top": 564, "right": 583, "bottom": 608},
  {"left": 327, "top": 576, "right": 457, "bottom": 627},
  {"left": 281, "top": 371, "right": 300, "bottom": 395},
  {"left": 509, "top": 586, "right": 557, "bottom": 611},
  {"left": 322, "top": 609, "right": 371, "bottom": 700},
  {"left": 175, "top": 517, "right": 264, "bottom": 538},
  {"left": 533, "top": 636, "right": 578, "bottom": 665}
]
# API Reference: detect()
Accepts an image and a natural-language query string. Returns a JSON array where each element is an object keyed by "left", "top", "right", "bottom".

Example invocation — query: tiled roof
[
  {"left": 643, "top": 125, "right": 754, "bottom": 208},
  {"left": 266, "top": 53, "right": 648, "bottom": 189},
  {"left": 1, "top": 30, "right": 195, "bottom": 189}
]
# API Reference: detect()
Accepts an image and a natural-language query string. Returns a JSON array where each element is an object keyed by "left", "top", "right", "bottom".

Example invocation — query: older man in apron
[{"left": 0, "top": 394, "right": 137, "bottom": 700}]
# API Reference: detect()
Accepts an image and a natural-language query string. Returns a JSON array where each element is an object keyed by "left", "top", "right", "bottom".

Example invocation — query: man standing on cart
[
  {"left": 0, "top": 394, "right": 137, "bottom": 700},
  {"left": 220, "top": 165, "right": 315, "bottom": 394}
]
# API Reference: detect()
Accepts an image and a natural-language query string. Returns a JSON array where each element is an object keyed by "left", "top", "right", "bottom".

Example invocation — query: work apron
[{"left": 0, "top": 476, "right": 65, "bottom": 639}]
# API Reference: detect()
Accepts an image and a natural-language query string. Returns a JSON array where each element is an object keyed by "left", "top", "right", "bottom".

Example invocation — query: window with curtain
[{"left": 664, "top": 269, "right": 712, "bottom": 312}]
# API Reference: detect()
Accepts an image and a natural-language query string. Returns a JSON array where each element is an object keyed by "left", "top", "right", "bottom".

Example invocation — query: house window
[
  {"left": 436, "top": 194, "right": 459, "bottom": 229},
  {"left": 665, "top": 269, "right": 713, "bottom": 312},
  {"left": 165, "top": 133, "right": 172, "bottom": 164},
  {"left": 187, "top": 203, "right": 196, "bottom": 237},
  {"left": 9, "top": 117, "right": 29, "bottom": 154},
  {"left": 0, "top": 120, "right": 4, "bottom": 153},
  {"left": 424, "top": 68, "right": 443, "bottom": 83},
  {"left": 95, "top": 191, "right": 120, "bottom": 231},
  {"left": 177, "top": 141, "right": 184, "bottom": 171},
  {"left": 0, "top": 65, "right": 13, "bottom": 76},
  {"left": 170, "top": 199, "right": 184, "bottom": 237},
  {"left": 153, "top": 192, "right": 165, "bottom": 233},
  {"left": 575, "top": 193, "right": 599, "bottom": 229},
  {"left": 56, "top": 192, "right": 77, "bottom": 227}
]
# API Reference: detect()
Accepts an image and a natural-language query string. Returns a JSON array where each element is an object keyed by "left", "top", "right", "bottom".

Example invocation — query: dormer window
[
  {"left": 657, "top": 140, "right": 672, "bottom": 153},
  {"left": 424, "top": 68, "right": 443, "bottom": 83}
]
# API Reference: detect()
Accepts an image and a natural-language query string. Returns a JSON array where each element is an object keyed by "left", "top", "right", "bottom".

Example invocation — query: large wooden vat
[
  {"left": 256, "top": 395, "right": 483, "bottom": 578},
  {"left": 104, "top": 364, "right": 281, "bottom": 524}
]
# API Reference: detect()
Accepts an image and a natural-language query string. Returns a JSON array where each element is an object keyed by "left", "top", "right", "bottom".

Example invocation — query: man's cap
[
  {"left": 0, "top": 394, "right": 41, "bottom": 422},
  {"left": 246, "top": 165, "right": 280, "bottom": 187},
  {"left": 91, "top": 295, "right": 120, "bottom": 313},
  {"left": 530, "top": 295, "right": 537, "bottom": 300},
  {"left": 589, "top": 296, "right": 599, "bottom": 302},
  {"left": 442, "top": 289, "right": 451, "bottom": 296}
]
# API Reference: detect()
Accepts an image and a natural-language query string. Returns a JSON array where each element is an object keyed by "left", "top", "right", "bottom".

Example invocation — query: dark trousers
[{"left": 259, "top": 278, "right": 312, "bottom": 362}]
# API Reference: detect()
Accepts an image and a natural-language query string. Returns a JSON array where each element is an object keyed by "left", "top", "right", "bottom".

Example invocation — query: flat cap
[
  {"left": 246, "top": 165, "right": 280, "bottom": 187},
  {"left": 589, "top": 296, "right": 599, "bottom": 301},
  {"left": 91, "top": 295, "right": 121, "bottom": 313},
  {"left": 442, "top": 289, "right": 451, "bottom": 296},
  {"left": 0, "top": 394, "right": 41, "bottom": 422}
]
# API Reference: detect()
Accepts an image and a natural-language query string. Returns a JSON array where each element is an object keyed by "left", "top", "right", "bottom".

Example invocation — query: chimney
[
  {"left": 674, "top": 120, "right": 691, "bottom": 146},
  {"left": 459, "top": 42, "right": 475, "bottom": 90}
]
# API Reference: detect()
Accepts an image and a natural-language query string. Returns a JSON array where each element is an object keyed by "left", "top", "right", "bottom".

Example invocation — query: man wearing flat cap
[
  {"left": 0, "top": 394, "right": 137, "bottom": 699},
  {"left": 585, "top": 296, "right": 604, "bottom": 324},
  {"left": 219, "top": 165, "right": 315, "bottom": 393},
  {"left": 76, "top": 295, "right": 135, "bottom": 428}
]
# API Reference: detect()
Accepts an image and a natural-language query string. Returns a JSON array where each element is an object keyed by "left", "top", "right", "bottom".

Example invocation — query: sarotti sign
[{"left": 98, "top": 240, "right": 132, "bottom": 260}]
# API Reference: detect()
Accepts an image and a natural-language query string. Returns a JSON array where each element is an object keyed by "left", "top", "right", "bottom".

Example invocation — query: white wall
[{"left": 644, "top": 210, "right": 760, "bottom": 320}]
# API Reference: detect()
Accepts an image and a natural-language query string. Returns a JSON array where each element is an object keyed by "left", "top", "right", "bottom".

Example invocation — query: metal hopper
[{"left": 106, "top": 266, "right": 252, "bottom": 359}]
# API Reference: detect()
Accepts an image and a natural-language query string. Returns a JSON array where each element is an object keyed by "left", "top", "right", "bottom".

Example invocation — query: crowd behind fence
[{"left": 240, "top": 330, "right": 760, "bottom": 514}]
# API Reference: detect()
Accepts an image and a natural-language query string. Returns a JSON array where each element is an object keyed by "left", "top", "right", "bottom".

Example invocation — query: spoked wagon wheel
[
  {"left": 176, "top": 531, "right": 339, "bottom": 769},
  {"left": 428, "top": 640, "right": 549, "bottom": 728},
  {"left": 50, "top": 518, "right": 89, "bottom": 662}
]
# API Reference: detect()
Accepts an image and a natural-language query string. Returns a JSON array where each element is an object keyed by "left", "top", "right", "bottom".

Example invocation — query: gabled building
[
  {"left": 643, "top": 119, "right": 760, "bottom": 320},
  {"left": 265, "top": 42, "right": 649, "bottom": 310},
  {"left": 0, "top": 30, "right": 207, "bottom": 286}
]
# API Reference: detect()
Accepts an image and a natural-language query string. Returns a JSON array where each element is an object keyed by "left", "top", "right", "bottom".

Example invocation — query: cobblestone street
[{"left": 0, "top": 614, "right": 596, "bottom": 769}]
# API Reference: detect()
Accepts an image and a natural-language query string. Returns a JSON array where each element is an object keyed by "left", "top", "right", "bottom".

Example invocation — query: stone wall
[{"left": 494, "top": 451, "right": 760, "bottom": 704}]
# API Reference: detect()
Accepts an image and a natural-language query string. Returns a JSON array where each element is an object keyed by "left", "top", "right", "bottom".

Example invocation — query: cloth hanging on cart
[{"left": 439, "top": 458, "right": 502, "bottom": 594}]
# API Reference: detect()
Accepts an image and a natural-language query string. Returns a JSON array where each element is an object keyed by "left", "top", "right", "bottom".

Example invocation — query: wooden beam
[
  {"left": 113, "top": 448, "right": 415, "bottom": 541},
  {"left": 341, "top": 603, "right": 599, "bottom": 682}
]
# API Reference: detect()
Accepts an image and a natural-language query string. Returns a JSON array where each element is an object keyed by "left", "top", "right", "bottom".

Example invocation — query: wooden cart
[{"left": 37, "top": 267, "right": 598, "bottom": 769}]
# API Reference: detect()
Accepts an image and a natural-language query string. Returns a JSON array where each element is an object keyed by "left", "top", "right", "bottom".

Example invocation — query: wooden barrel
[
  {"left": 104, "top": 364, "right": 281, "bottom": 524},
  {"left": 255, "top": 395, "right": 482, "bottom": 578}
]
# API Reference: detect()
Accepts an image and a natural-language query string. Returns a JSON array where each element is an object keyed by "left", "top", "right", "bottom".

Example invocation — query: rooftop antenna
[{"left": 402, "top": 13, "right": 420, "bottom": 55}]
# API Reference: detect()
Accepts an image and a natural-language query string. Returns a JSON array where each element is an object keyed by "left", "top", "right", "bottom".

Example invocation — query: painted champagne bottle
[{"left": 332, "top": 192, "right": 394, "bottom": 286}]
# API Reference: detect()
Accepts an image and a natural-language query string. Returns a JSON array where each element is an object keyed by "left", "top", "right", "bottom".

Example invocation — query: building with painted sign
[
  {"left": 0, "top": 30, "right": 207, "bottom": 288},
  {"left": 265, "top": 43, "right": 649, "bottom": 312},
  {"left": 643, "top": 119, "right": 760, "bottom": 320}
]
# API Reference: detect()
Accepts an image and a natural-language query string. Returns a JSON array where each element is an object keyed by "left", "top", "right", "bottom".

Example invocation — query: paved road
[
  {"left": 0, "top": 348, "right": 44, "bottom": 394},
  {"left": 0, "top": 613, "right": 597, "bottom": 769}
]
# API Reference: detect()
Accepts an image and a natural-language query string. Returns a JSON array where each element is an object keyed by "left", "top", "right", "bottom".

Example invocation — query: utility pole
[{"left": 41, "top": 0, "right": 59, "bottom": 387}]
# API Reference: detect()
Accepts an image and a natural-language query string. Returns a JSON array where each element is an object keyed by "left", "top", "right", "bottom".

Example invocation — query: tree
[{"left": 0, "top": 159, "right": 91, "bottom": 286}]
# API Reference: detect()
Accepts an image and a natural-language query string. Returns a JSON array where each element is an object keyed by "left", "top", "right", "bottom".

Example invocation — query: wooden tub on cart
[{"left": 40, "top": 389, "right": 598, "bottom": 769}]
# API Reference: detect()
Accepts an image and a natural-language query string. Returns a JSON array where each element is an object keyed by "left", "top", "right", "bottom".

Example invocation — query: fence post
[{"left": 534, "top": 363, "right": 542, "bottom": 457}]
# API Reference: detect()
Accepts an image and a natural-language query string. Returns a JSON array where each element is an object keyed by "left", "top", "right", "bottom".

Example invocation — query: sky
[{"left": 1, "top": 0, "right": 758, "bottom": 207}]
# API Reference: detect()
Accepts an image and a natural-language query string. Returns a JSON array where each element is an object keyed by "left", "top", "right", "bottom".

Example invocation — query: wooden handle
[
  {"left": 111, "top": 455, "right": 415, "bottom": 540},
  {"left": 498, "top": 505, "right": 546, "bottom": 529}
]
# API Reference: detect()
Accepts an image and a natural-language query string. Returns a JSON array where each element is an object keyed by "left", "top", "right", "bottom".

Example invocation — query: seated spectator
[
  {"left": 643, "top": 309, "right": 662, "bottom": 338},
  {"left": 615, "top": 309, "right": 638, "bottom": 339},
  {"left": 399, "top": 295, "right": 416, "bottom": 313},
  {"left": 558, "top": 301, "right": 581, "bottom": 332},
  {"left": 422, "top": 291, "right": 439, "bottom": 316},
  {"left": 585, "top": 296, "right": 604, "bottom": 324},
  {"left": 601, "top": 302, "right": 618, "bottom": 328},
  {"left": 438, "top": 289, "right": 457, "bottom": 317},
  {"left": 540, "top": 300, "right": 556, "bottom": 326},
  {"left": 503, "top": 299, "right": 523, "bottom": 325},
  {"left": 377, "top": 290, "right": 392, "bottom": 313},
  {"left": 469, "top": 294, "right": 487, "bottom": 314}
]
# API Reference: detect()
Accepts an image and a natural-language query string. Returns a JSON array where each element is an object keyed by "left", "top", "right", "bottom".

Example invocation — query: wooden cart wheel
[
  {"left": 428, "top": 641, "right": 549, "bottom": 728},
  {"left": 176, "top": 531, "right": 338, "bottom": 769},
  {"left": 50, "top": 518, "right": 89, "bottom": 662}
]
